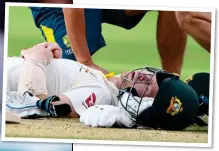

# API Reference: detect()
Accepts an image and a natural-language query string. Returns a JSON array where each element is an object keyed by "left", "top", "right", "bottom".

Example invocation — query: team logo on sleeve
[
  {"left": 82, "top": 93, "right": 96, "bottom": 108},
  {"left": 166, "top": 96, "right": 183, "bottom": 116}
]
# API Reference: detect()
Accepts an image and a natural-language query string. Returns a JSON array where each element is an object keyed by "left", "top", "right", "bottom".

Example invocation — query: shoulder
[
  {"left": 49, "top": 58, "right": 79, "bottom": 66},
  {"left": 80, "top": 80, "right": 113, "bottom": 101}
]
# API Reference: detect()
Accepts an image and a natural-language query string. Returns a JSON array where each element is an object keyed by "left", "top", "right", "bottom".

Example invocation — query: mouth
[{"left": 131, "top": 72, "right": 135, "bottom": 81}]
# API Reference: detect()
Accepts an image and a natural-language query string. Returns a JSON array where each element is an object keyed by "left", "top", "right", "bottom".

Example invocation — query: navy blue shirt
[{"left": 30, "top": 7, "right": 106, "bottom": 60}]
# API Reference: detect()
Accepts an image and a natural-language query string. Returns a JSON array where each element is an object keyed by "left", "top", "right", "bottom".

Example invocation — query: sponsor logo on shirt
[
  {"left": 79, "top": 66, "right": 98, "bottom": 79},
  {"left": 82, "top": 93, "right": 96, "bottom": 108}
]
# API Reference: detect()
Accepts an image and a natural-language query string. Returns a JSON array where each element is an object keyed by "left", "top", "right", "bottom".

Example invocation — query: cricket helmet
[
  {"left": 185, "top": 72, "right": 210, "bottom": 126},
  {"left": 118, "top": 67, "right": 200, "bottom": 130}
]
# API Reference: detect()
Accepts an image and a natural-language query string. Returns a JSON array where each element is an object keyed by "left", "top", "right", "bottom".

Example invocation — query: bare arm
[
  {"left": 62, "top": 8, "right": 109, "bottom": 74},
  {"left": 62, "top": 8, "right": 92, "bottom": 64}
]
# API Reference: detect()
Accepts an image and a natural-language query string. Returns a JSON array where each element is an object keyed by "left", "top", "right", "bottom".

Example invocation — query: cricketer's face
[{"left": 119, "top": 69, "right": 159, "bottom": 98}]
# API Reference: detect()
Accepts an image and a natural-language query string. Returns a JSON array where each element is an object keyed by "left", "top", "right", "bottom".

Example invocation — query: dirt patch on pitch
[{"left": 5, "top": 118, "right": 208, "bottom": 143}]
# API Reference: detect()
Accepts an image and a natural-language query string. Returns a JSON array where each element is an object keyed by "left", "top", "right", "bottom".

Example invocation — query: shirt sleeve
[{"left": 62, "top": 81, "right": 112, "bottom": 116}]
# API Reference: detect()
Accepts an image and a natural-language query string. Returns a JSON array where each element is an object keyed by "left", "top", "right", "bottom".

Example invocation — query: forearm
[
  {"left": 18, "top": 59, "right": 48, "bottom": 98},
  {"left": 18, "top": 42, "right": 62, "bottom": 99},
  {"left": 59, "top": 95, "right": 79, "bottom": 118},
  {"left": 63, "top": 8, "right": 92, "bottom": 64}
]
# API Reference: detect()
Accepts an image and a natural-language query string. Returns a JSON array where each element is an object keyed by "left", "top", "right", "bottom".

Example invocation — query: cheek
[
  {"left": 121, "top": 80, "right": 132, "bottom": 89},
  {"left": 134, "top": 84, "right": 149, "bottom": 97},
  {"left": 151, "top": 81, "right": 159, "bottom": 97}
]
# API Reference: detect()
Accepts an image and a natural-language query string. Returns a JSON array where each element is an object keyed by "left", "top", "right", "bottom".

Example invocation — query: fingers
[
  {"left": 117, "top": 109, "right": 134, "bottom": 128},
  {"left": 35, "top": 42, "right": 56, "bottom": 48},
  {"left": 29, "top": 42, "right": 62, "bottom": 52},
  {"left": 80, "top": 105, "right": 134, "bottom": 128},
  {"left": 53, "top": 49, "right": 62, "bottom": 58},
  {"left": 20, "top": 42, "right": 63, "bottom": 59},
  {"left": 46, "top": 42, "right": 62, "bottom": 52},
  {"left": 80, "top": 106, "right": 100, "bottom": 127},
  {"left": 39, "top": 42, "right": 62, "bottom": 58},
  {"left": 35, "top": 42, "right": 61, "bottom": 52}
]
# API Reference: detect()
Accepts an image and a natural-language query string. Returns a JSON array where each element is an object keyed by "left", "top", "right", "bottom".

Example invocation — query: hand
[
  {"left": 82, "top": 61, "right": 109, "bottom": 75},
  {"left": 80, "top": 105, "right": 135, "bottom": 128},
  {"left": 20, "top": 42, "right": 62, "bottom": 64}
]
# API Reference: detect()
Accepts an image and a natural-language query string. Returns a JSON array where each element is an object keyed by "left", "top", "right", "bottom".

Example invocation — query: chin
[{"left": 151, "top": 86, "right": 159, "bottom": 98}]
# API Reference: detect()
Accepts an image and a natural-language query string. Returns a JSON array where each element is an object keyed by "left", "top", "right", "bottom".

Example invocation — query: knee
[{"left": 175, "top": 11, "right": 195, "bottom": 30}]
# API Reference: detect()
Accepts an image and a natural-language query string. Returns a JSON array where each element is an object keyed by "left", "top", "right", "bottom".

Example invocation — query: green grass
[
  {"left": 6, "top": 6, "right": 209, "bottom": 137},
  {"left": 8, "top": 6, "right": 210, "bottom": 81}
]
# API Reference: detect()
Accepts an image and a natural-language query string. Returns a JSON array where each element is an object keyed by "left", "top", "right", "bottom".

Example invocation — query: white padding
[{"left": 18, "top": 59, "right": 48, "bottom": 96}]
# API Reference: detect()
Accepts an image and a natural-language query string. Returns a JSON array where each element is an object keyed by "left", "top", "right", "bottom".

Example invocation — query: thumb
[{"left": 116, "top": 109, "right": 134, "bottom": 128}]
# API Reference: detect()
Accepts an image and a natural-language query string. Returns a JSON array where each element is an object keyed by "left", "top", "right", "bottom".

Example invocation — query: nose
[
  {"left": 138, "top": 74, "right": 144, "bottom": 81},
  {"left": 138, "top": 73, "right": 152, "bottom": 82}
]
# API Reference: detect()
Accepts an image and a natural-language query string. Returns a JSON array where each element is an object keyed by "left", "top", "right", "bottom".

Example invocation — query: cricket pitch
[{"left": 5, "top": 118, "right": 208, "bottom": 143}]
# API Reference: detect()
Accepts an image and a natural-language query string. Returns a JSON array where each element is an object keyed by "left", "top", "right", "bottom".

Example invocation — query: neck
[{"left": 107, "top": 77, "right": 121, "bottom": 88}]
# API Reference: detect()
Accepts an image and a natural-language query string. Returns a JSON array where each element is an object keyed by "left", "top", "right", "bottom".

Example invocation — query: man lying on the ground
[{"left": 6, "top": 42, "right": 206, "bottom": 130}]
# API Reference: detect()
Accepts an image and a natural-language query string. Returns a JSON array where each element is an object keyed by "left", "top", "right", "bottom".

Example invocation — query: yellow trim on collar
[{"left": 105, "top": 72, "right": 115, "bottom": 78}]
